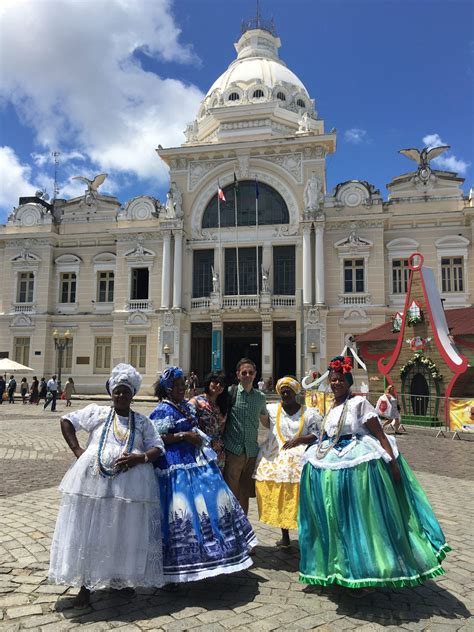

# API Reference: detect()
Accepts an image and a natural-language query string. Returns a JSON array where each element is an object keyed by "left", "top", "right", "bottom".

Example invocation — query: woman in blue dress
[{"left": 150, "top": 366, "right": 257, "bottom": 583}]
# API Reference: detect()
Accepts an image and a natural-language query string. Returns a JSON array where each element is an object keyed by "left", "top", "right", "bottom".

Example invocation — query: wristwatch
[{"left": 143, "top": 453, "right": 149, "bottom": 463}]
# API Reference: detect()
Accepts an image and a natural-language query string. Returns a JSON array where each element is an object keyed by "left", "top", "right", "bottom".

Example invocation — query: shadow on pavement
[
  {"left": 303, "top": 580, "right": 472, "bottom": 626},
  {"left": 54, "top": 572, "right": 263, "bottom": 625}
]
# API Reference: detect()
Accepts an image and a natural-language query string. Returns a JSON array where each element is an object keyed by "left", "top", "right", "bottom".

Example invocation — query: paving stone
[{"left": 6, "top": 603, "right": 43, "bottom": 618}]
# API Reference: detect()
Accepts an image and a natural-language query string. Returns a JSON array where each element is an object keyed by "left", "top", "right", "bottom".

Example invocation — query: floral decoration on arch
[
  {"left": 406, "top": 299, "right": 424, "bottom": 326},
  {"left": 400, "top": 354, "right": 442, "bottom": 382}
]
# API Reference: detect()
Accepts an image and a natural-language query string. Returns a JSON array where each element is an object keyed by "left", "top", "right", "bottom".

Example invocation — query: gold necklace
[
  {"left": 275, "top": 403, "right": 305, "bottom": 444},
  {"left": 113, "top": 411, "right": 130, "bottom": 443},
  {"left": 314, "top": 397, "right": 350, "bottom": 459}
]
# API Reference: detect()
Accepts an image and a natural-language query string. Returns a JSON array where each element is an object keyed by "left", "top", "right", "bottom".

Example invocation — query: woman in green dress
[{"left": 298, "top": 356, "right": 450, "bottom": 593}]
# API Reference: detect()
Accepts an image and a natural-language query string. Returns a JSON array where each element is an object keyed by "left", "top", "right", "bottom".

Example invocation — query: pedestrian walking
[
  {"left": 63, "top": 377, "right": 76, "bottom": 407},
  {"left": 39, "top": 377, "right": 47, "bottom": 402},
  {"left": 29, "top": 376, "right": 39, "bottom": 405},
  {"left": 0, "top": 376, "right": 6, "bottom": 404},
  {"left": 7, "top": 375, "right": 16, "bottom": 404},
  {"left": 376, "top": 385, "right": 405, "bottom": 434},
  {"left": 48, "top": 363, "right": 165, "bottom": 607},
  {"left": 43, "top": 375, "right": 59, "bottom": 411},
  {"left": 223, "top": 358, "right": 268, "bottom": 515},
  {"left": 20, "top": 377, "right": 29, "bottom": 404}
]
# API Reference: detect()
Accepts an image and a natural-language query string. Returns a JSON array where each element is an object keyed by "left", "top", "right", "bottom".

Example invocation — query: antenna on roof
[
  {"left": 256, "top": 0, "right": 261, "bottom": 28},
  {"left": 52, "top": 151, "right": 60, "bottom": 200},
  {"left": 241, "top": 0, "right": 277, "bottom": 36}
]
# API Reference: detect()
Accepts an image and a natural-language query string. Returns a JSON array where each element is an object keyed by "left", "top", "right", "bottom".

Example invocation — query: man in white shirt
[{"left": 44, "top": 375, "right": 59, "bottom": 412}]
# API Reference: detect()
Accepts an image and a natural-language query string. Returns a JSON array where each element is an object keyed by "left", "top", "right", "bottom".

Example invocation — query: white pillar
[
  {"left": 172, "top": 231, "right": 183, "bottom": 308},
  {"left": 315, "top": 221, "right": 325, "bottom": 304},
  {"left": 161, "top": 231, "right": 171, "bottom": 309},
  {"left": 302, "top": 224, "right": 312, "bottom": 305}
]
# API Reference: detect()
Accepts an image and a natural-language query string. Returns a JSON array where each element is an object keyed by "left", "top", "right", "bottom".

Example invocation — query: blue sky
[{"left": 0, "top": 0, "right": 472, "bottom": 222}]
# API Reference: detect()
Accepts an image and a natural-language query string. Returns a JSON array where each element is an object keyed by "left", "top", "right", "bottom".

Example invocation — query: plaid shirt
[{"left": 224, "top": 384, "right": 267, "bottom": 457}]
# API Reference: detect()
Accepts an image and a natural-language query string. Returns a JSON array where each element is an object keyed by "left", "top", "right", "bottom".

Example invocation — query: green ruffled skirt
[{"left": 298, "top": 455, "right": 450, "bottom": 588}]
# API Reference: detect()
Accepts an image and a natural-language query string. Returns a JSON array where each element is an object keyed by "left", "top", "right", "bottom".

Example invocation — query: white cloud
[
  {"left": 344, "top": 128, "right": 368, "bottom": 144},
  {"left": 0, "top": 147, "right": 37, "bottom": 213},
  {"left": 422, "top": 133, "right": 470, "bottom": 175},
  {"left": 0, "top": 0, "right": 204, "bottom": 185}
]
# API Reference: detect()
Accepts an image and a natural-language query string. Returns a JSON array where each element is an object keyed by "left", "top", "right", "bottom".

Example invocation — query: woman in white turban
[
  {"left": 48, "top": 364, "right": 165, "bottom": 607},
  {"left": 253, "top": 376, "right": 321, "bottom": 548}
]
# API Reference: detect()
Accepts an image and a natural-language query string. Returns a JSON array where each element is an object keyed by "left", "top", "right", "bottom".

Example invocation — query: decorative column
[
  {"left": 302, "top": 224, "right": 312, "bottom": 305},
  {"left": 161, "top": 231, "right": 171, "bottom": 309},
  {"left": 314, "top": 220, "right": 325, "bottom": 305},
  {"left": 172, "top": 230, "right": 183, "bottom": 309}
]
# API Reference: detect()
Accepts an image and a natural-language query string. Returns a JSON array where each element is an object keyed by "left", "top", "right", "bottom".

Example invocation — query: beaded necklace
[
  {"left": 97, "top": 407, "right": 136, "bottom": 478},
  {"left": 275, "top": 403, "right": 305, "bottom": 444},
  {"left": 314, "top": 396, "right": 350, "bottom": 460},
  {"left": 162, "top": 398, "right": 195, "bottom": 424}
]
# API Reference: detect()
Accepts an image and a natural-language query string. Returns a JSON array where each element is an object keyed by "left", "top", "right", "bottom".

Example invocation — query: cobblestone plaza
[{"left": 0, "top": 400, "right": 473, "bottom": 631}]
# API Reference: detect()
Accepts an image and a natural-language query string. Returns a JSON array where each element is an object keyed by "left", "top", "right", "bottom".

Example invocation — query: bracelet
[
  {"left": 178, "top": 432, "right": 184, "bottom": 441},
  {"left": 143, "top": 453, "right": 149, "bottom": 463}
]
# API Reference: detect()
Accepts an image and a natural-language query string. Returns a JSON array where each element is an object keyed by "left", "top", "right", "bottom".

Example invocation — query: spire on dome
[{"left": 241, "top": 0, "right": 277, "bottom": 37}]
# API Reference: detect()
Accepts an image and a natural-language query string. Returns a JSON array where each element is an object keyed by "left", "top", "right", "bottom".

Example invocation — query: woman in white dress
[
  {"left": 254, "top": 377, "right": 320, "bottom": 548},
  {"left": 49, "top": 364, "right": 165, "bottom": 607}
]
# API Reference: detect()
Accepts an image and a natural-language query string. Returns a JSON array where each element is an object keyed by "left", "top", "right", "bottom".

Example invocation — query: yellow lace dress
[{"left": 254, "top": 403, "right": 320, "bottom": 529}]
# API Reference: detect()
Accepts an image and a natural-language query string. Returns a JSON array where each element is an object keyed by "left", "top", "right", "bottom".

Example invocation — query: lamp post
[
  {"left": 310, "top": 341, "right": 318, "bottom": 366},
  {"left": 53, "top": 329, "right": 72, "bottom": 389},
  {"left": 163, "top": 343, "right": 170, "bottom": 365}
]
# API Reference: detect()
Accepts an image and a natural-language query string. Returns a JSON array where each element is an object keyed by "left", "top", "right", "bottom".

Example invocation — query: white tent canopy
[{"left": 0, "top": 359, "right": 34, "bottom": 374}]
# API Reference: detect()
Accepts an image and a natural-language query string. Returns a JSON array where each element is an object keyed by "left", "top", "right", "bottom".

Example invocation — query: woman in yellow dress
[{"left": 254, "top": 377, "right": 320, "bottom": 548}]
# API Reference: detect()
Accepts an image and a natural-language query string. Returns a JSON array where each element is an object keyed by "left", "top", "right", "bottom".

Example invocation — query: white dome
[
  {"left": 204, "top": 28, "right": 310, "bottom": 105},
  {"left": 207, "top": 56, "right": 308, "bottom": 97}
]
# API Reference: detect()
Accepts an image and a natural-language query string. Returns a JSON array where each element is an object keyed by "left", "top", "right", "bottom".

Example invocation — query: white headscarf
[{"left": 107, "top": 363, "right": 142, "bottom": 395}]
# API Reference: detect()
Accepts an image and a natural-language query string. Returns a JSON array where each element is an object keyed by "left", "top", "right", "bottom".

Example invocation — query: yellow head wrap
[{"left": 276, "top": 376, "right": 301, "bottom": 396}]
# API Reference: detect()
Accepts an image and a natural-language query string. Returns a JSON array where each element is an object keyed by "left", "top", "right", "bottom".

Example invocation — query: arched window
[
  {"left": 253, "top": 89, "right": 264, "bottom": 98},
  {"left": 296, "top": 98, "right": 306, "bottom": 108},
  {"left": 276, "top": 91, "right": 286, "bottom": 101},
  {"left": 202, "top": 181, "right": 290, "bottom": 228},
  {"left": 228, "top": 92, "right": 240, "bottom": 101}
]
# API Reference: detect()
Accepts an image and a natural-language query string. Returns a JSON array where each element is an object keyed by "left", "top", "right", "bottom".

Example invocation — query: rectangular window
[
  {"left": 193, "top": 250, "right": 214, "bottom": 298},
  {"left": 131, "top": 268, "right": 149, "bottom": 300},
  {"left": 97, "top": 271, "right": 114, "bottom": 302},
  {"left": 129, "top": 335, "right": 147, "bottom": 371},
  {"left": 17, "top": 272, "right": 35, "bottom": 303},
  {"left": 441, "top": 257, "right": 464, "bottom": 293},
  {"left": 60, "top": 272, "right": 77, "bottom": 303},
  {"left": 94, "top": 337, "right": 112, "bottom": 373},
  {"left": 392, "top": 259, "right": 409, "bottom": 294},
  {"left": 56, "top": 340, "right": 73, "bottom": 372},
  {"left": 225, "top": 247, "right": 262, "bottom": 295},
  {"left": 273, "top": 246, "right": 295, "bottom": 295},
  {"left": 14, "top": 337, "right": 30, "bottom": 366},
  {"left": 344, "top": 259, "right": 364, "bottom": 293}
]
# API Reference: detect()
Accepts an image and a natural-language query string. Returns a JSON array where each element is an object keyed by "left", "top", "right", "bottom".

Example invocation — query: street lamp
[
  {"left": 163, "top": 343, "right": 170, "bottom": 365},
  {"left": 309, "top": 341, "right": 318, "bottom": 365},
  {"left": 53, "top": 329, "right": 72, "bottom": 388}
]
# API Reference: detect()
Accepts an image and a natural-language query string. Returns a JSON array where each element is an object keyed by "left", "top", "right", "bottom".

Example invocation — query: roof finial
[
  {"left": 256, "top": 0, "right": 261, "bottom": 28},
  {"left": 241, "top": 0, "right": 277, "bottom": 37}
]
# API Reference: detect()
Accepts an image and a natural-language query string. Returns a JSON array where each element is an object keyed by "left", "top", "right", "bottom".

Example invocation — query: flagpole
[
  {"left": 234, "top": 183, "right": 240, "bottom": 299},
  {"left": 255, "top": 176, "right": 259, "bottom": 296},
  {"left": 217, "top": 181, "right": 222, "bottom": 295}
]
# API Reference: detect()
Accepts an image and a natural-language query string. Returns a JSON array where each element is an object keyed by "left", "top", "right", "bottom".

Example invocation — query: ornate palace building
[{"left": 1, "top": 19, "right": 473, "bottom": 392}]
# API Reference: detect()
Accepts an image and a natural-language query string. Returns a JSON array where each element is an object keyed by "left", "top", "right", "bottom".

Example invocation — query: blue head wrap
[{"left": 159, "top": 366, "right": 184, "bottom": 392}]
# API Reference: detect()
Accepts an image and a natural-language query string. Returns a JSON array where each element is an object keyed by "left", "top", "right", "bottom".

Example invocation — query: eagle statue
[{"left": 72, "top": 173, "right": 108, "bottom": 193}]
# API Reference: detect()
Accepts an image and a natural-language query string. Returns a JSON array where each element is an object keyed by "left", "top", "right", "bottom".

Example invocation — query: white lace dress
[{"left": 49, "top": 404, "right": 165, "bottom": 589}]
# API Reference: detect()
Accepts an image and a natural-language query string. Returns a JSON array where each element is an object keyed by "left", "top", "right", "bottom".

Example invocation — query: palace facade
[{"left": 0, "top": 21, "right": 472, "bottom": 392}]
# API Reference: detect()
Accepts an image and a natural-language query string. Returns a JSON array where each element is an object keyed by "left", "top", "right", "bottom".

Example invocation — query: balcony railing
[
  {"left": 222, "top": 295, "right": 259, "bottom": 309},
  {"left": 337, "top": 293, "right": 372, "bottom": 306},
  {"left": 272, "top": 295, "right": 296, "bottom": 308},
  {"left": 12, "top": 302, "right": 36, "bottom": 314},
  {"left": 191, "top": 297, "right": 211, "bottom": 310},
  {"left": 127, "top": 299, "right": 154, "bottom": 311}
]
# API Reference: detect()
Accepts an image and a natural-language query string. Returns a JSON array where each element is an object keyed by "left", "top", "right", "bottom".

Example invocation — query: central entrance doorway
[{"left": 224, "top": 322, "right": 262, "bottom": 384}]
